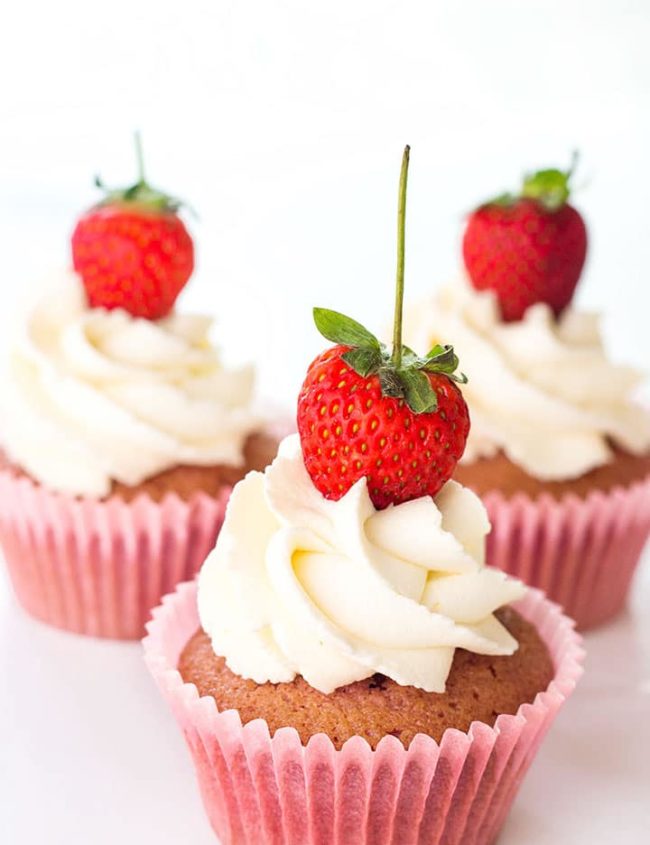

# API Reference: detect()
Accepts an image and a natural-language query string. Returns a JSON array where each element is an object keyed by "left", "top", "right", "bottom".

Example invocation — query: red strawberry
[
  {"left": 297, "top": 343, "right": 469, "bottom": 509},
  {"left": 297, "top": 146, "right": 470, "bottom": 509},
  {"left": 71, "top": 134, "right": 194, "bottom": 320},
  {"left": 462, "top": 156, "right": 587, "bottom": 322}
]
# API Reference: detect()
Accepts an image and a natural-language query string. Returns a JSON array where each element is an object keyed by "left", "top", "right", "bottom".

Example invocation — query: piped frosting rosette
[
  {"left": 1, "top": 273, "right": 259, "bottom": 498},
  {"left": 199, "top": 435, "right": 525, "bottom": 694},
  {"left": 405, "top": 279, "right": 650, "bottom": 481}
]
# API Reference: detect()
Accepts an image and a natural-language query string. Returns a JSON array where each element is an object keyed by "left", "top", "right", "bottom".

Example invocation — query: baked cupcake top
[
  {"left": 405, "top": 158, "right": 650, "bottom": 481},
  {"left": 197, "top": 147, "right": 526, "bottom": 696},
  {"left": 0, "top": 139, "right": 260, "bottom": 497}
]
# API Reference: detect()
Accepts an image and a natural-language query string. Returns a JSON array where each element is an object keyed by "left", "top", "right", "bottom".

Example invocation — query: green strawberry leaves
[
  {"left": 521, "top": 166, "right": 572, "bottom": 211},
  {"left": 422, "top": 344, "right": 462, "bottom": 375},
  {"left": 314, "top": 308, "right": 381, "bottom": 350},
  {"left": 399, "top": 368, "right": 440, "bottom": 413},
  {"left": 95, "top": 176, "right": 183, "bottom": 214},
  {"left": 341, "top": 346, "right": 383, "bottom": 377},
  {"left": 313, "top": 307, "right": 467, "bottom": 414},
  {"left": 93, "top": 132, "right": 186, "bottom": 215},
  {"left": 482, "top": 151, "right": 579, "bottom": 214},
  {"left": 378, "top": 367, "right": 404, "bottom": 398}
]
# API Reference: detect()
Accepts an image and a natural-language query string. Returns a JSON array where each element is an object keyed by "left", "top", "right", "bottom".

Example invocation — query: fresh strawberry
[
  {"left": 297, "top": 343, "right": 469, "bottom": 509},
  {"left": 462, "top": 156, "right": 587, "bottom": 322},
  {"left": 297, "top": 146, "right": 470, "bottom": 509},
  {"left": 71, "top": 134, "right": 194, "bottom": 320}
]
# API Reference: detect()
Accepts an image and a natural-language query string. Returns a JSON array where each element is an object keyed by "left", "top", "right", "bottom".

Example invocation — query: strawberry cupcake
[
  {"left": 406, "top": 159, "right": 650, "bottom": 629},
  {"left": 144, "top": 148, "right": 583, "bottom": 845},
  {"left": 0, "top": 140, "right": 279, "bottom": 639}
]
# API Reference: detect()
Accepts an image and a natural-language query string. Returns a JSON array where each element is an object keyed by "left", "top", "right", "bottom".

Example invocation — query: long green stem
[
  {"left": 391, "top": 145, "right": 410, "bottom": 368},
  {"left": 134, "top": 130, "right": 145, "bottom": 184}
]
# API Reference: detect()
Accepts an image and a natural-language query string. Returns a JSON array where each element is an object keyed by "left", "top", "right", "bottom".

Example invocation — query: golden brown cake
[
  {"left": 179, "top": 606, "right": 553, "bottom": 750},
  {"left": 454, "top": 446, "right": 650, "bottom": 500}
]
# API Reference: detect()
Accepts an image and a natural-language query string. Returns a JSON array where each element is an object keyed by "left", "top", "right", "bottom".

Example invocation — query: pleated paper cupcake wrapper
[
  {"left": 483, "top": 474, "right": 650, "bottom": 631},
  {"left": 0, "top": 470, "right": 231, "bottom": 639},
  {"left": 144, "top": 581, "right": 583, "bottom": 845}
]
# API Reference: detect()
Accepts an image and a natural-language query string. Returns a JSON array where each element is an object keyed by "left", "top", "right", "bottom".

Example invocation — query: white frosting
[
  {"left": 198, "top": 434, "right": 525, "bottom": 695},
  {"left": 405, "top": 280, "right": 650, "bottom": 481},
  {"left": 0, "top": 272, "right": 259, "bottom": 497}
]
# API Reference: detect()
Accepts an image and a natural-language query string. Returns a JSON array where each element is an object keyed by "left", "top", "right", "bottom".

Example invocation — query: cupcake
[
  {"left": 0, "top": 140, "right": 279, "bottom": 639},
  {"left": 144, "top": 148, "right": 583, "bottom": 845},
  {"left": 405, "top": 158, "right": 650, "bottom": 629}
]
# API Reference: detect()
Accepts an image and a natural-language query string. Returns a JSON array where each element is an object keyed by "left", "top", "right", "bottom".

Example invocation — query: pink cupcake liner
[
  {"left": 143, "top": 580, "right": 583, "bottom": 845},
  {"left": 483, "top": 474, "right": 650, "bottom": 631},
  {"left": 0, "top": 470, "right": 231, "bottom": 639}
]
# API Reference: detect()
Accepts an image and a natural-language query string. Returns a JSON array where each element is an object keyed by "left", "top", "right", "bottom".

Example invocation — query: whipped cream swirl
[
  {"left": 405, "top": 280, "right": 650, "bottom": 481},
  {"left": 0, "top": 272, "right": 259, "bottom": 497},
  {"left": 198, "top": 435, "right": 525, "bottom": 694}
]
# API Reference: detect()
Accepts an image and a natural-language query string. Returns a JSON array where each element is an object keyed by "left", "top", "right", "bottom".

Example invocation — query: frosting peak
[
  {"left": 0, "top": 273, "right": 259, "bottom": 497},
  {"left": 198, "top": 435, "right": 525, "bottom": 694},
  {"left": 405, "top": 280, "right": 650, "bottom": 481}
]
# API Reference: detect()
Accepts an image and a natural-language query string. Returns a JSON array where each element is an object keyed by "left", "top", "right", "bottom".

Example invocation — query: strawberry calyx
[
  {"left": 313, "top": 146, "right": 466, "bottom": 415},
  {"left": 482, "top": 151, "right": 579, "bottom": 213},
  {"left": 313, "top": 309, "right": 466, "bottom": 413},
  {"left": 92, "top": 132, "right": 185, "bottom": 215}
]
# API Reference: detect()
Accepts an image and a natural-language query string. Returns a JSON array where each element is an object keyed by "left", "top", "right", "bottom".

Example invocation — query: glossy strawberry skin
[
  {"left": 462, "top": 198, "right": 587, "bottom": 322},
  {"left": 71, "top": 205, "right": 194, "bottom": 320},
  {"left": 297, "top": 345, "right": 470, "bottom": 509}
]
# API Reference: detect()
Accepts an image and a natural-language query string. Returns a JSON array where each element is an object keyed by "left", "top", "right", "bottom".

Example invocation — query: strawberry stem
[
  {"left": 566, "top": 149, "right": 579, "bottom": 180},
  {"left": 391, "top": 145, "right": 410, "bottom": 369},
  {"left": 134, "top": 130, "right": 146, "bottom": 184}
]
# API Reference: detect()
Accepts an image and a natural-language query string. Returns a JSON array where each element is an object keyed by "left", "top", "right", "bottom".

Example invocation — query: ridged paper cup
[
  {"left": 0, "top": 469, "right": 231, "bottom": 639},
  {"left": 483, "top": 474, "right": 650, "bottom": 631},
  {"left": 143, "top": 580, "right": 583, "bottom": 845}
]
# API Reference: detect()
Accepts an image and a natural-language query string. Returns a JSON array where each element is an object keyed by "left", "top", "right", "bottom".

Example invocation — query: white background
[
  {"left": 1, "top": 1, "right": 649, "bottom": 842},
  {"left": 1, "top": 1, "right": 650, "bottom": 399}
]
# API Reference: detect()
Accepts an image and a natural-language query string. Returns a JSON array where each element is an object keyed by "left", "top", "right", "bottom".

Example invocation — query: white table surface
[{"left": 1, "top": 552, "right": 649, "bottom": 845}]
